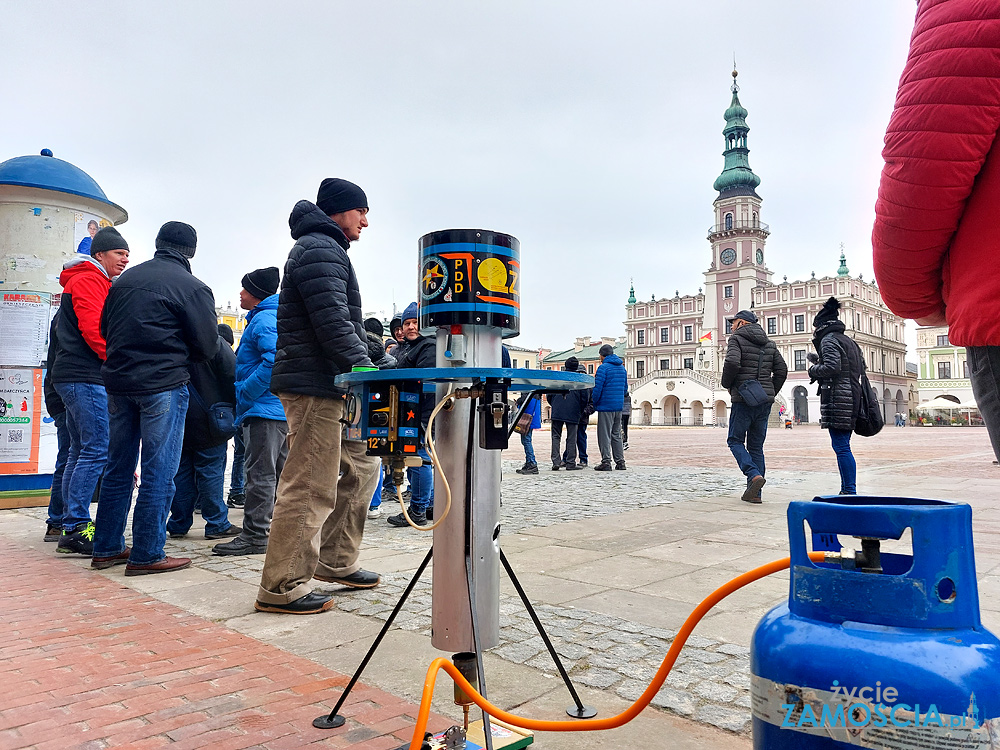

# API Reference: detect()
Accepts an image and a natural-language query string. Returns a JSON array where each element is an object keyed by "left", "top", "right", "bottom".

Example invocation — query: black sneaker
[
  {"left": 205, "top": 524, "right": 243, "bottom": 540},
  {"left": 615, "top": 462, "right": 627, "bottom": 471},
  {"left": 402, "top": 489, "right": 412, "bottom": 501},
  {"left": 314, "top": 569, "right": 381, "bottom": 588},
  {"left": 387, "top": 508, "right": 427, "bottom": 527},
  {"left": 254, "top": 592, "right": 334, "bottom": 615},
  {"left": 57, "top": 521, "right": 95, "bottom": 556},
  {"left": 44, "top": 524, "right": 62, "bottom": 542},
  {"left": 579, "top": 461, "right": 588, "bottom": 468},
  {"left": 551, "top": 463, "right": 562, "bottom": 471},
  {"left": 516, "top": 464, "right": 539, "bottom": 474},
  {"left": 594, "top": 462, "right": 612, "bottom": 472},
  {"left": 212, "top": 537, "right": 267, "bottom": 556},
  {"left": 227, "top": 491, "right": 245, "bottom": 509}
]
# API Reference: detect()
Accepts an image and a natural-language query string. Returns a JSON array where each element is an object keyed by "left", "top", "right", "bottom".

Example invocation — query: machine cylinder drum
[
  {"left": 417, "top": 228, "right": 520, "bottom": 337},
  {"left": 751, "top": 496, "right": 1000, "bottom": 748}
]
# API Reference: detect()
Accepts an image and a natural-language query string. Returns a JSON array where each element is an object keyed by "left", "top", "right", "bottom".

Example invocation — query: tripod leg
[
  {"left": 499, "top": 548, "right": 597, "bottom": 719},
  {"left": 467, "top": 550, "right": 495, "bottom": 750},
  {"left": 313, "top": 546, "right": 433, "bottom": 729}
]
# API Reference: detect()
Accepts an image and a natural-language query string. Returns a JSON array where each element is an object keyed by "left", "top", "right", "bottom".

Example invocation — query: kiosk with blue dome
[{"left": 0, "top": 150, "right": 127, "bottom": 503}]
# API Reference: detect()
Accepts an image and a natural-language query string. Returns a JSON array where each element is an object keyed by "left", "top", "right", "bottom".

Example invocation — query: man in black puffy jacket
[
  {"left": 256, "top": 178, "right": 381, "bottom": 615},
  {"left": 720, "top": 310, "right": 787, "bottom": 504},
  {"left": 94, "top": 222, "right": 219, "bottom": 575}
]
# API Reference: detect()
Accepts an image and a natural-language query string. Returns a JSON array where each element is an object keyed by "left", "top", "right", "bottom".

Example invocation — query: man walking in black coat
[
  {"left": 256, "top": 178, "right": 381, "bottom": 615},
  {"left": 93, "top": 222, "right": 219, "bottom": 574},
  {"left": 720, "top": 310, "right": 787, "bottom": 504}
]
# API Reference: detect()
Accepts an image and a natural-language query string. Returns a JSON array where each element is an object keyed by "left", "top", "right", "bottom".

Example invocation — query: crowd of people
[{"left": 41, "top": 178, "right": 453, "bottom": 616}]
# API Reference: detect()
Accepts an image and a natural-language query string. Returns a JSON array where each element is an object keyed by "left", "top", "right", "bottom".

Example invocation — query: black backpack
[{"left": 834, "top": 333, "right": 883, "bottom": 437}]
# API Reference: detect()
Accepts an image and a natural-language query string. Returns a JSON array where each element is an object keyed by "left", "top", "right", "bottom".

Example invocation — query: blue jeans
[
  {"left": 47, "top": 411, "right": 70, "bottom": 527},
  {"left": 521, "top": 431, "right": 536, "bottom": 466},
  {"left": 167, "top": 442, "right": 231, "bottom": 536},
  {"left": 575, "top": 420, "right": 588, "bottom": 463},
  {"left": 230, "top": 425, "right": 246, "bottom": 494},
  {"left": 370, "top": 463, "right": 384, "bottom": 510},
  {"left": 829, "top": 428, "right": 857, "bottom": 494},
  {"left": 406, "top": 446, "right": 433, "bottom": 514},
  {"left": 54, "top": 382, "right": 109, "bottom": 529},
  {"left": 94, "top": 386, "right": 189, "bottom": 565},
  {"left": 727, "top": 401, "right": 771, "bottom": 486}
]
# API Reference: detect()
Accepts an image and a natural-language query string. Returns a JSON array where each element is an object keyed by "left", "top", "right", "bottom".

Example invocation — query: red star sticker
[{"left": 407, "top": 409, "right": 415, "bottom": 421}]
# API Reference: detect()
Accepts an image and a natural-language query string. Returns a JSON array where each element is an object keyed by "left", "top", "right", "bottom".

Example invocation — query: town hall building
[{"left": 624, "top": 70, "right": 908, "bottom": 427}]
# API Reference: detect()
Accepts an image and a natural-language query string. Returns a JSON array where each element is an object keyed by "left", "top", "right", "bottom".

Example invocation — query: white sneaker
[{"left": 367, "top": 506, "right": 382, "bottom": 520}]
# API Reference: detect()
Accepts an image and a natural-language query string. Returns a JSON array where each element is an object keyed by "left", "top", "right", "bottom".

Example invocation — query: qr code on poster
[{"left": 7, "top": 430, "right": 23, "bottom": 444}]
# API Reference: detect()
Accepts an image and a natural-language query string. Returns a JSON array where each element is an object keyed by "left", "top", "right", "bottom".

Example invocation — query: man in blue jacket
[
  {"left": 591, "top": 344, "right": 627, "bottom": 471},
  {"left": 214, "top": 267, "right": 286, "bottom": 556}
]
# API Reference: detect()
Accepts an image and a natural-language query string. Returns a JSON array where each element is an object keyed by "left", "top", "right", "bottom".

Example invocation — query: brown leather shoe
[
  {"left": 124, "top": 556, "right": 192, "bottom": 576},
  {"left": 91, "top": 548, "right": 131, "bottom": 570}
]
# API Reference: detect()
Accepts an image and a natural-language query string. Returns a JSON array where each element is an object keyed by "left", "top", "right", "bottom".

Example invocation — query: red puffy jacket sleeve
[
  {"left": 70, "top": 271, "right": 110, "bottom": 360},
  {"left": 872, "top": 0, "right": 1000, "bottom": 323}
]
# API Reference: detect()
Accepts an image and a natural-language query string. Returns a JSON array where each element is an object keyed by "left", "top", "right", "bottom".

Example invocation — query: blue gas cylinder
[{"left": 751, "top": 496, "right": 1000, "bottom": 748}]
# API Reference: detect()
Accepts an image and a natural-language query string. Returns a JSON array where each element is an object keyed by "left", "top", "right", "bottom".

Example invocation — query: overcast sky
[{"left": 2, "top": 1, "right": 918, "bottom": 351}]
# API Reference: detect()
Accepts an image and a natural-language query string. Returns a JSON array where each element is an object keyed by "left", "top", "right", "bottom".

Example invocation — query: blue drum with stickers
[{"left": 751, "top": 496, "right": 1000, "bottom": 748}]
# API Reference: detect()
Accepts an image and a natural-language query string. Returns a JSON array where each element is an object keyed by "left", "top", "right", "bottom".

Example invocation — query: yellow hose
[
  {"left": 406, "top": 551, "right": 828, "bottom": 748},
  {"left": 394, "top": 388, "right": 455, "bottom": 531}
]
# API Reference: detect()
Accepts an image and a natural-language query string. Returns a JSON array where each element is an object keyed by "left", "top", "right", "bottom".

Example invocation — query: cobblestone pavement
[
  {"left": 13, "top": 461, "right": 806, "bottom": 738},
  {"left": 7, "top": 424, "right": 1000, "bottom": 745}
]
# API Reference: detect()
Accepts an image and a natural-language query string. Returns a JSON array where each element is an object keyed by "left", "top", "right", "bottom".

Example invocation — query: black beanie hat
[
  {"left": 364, "top": 317, "right": 384, "bottom": 336},
  {"left": 734, "top": 310, "right": 757, "bottom": 324},
  {"left": 155, "top": 221, "right": 198, "bottom": 258},
  {"left": 242, "top": 266, "right": 280, "bottom": 300},
  {"left": 316, "top": 178, "right": 368, "bottom": 216},
  {"left": 217, "top": 323, "right": 234, "bottom": 345},
  {"left": 389, "top": 317, "right": 402, "bottom": 334},
  {"left": 813, "top": 296, "right": 841, "bottom": 328},
  {"left": 565, "top": 356, "right": 580, "bottom": 372},
  {"left": 90, "top": 226, "right": 128, "bottom": 257}
]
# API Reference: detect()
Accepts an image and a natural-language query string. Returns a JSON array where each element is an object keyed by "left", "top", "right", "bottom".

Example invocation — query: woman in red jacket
[{"left": 873, "top": 0, "right": 1000, "bottom": 463}]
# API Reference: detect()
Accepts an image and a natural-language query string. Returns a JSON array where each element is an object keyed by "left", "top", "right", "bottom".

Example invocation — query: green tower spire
[
  {"left": 713, "top": 68, "right": 761, "bottom": 198},
  {"left": 837, "top": 243, "right": 850, "bottom": 277},
  {"left": 628, "top": 280, "right": 636, "bottom": 305}
]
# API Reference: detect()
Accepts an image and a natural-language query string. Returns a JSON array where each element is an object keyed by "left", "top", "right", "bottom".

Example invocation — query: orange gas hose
[{"left": 407, "top": 551, "right": 829, "bottom": 749}]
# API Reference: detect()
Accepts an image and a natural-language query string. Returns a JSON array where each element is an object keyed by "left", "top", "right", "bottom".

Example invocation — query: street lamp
[{"left": 877, "top": 310, "right": 888, "bottom": 423}]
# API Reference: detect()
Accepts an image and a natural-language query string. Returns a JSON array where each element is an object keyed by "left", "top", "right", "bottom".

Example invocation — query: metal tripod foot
[
  {"left": 313, "top": 547, "right": 433, "bottom": 730},
  {"left": 499, "top": 548, "right": 597, "bottom": 720}
]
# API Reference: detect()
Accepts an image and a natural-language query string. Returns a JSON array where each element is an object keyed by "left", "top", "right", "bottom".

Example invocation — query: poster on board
[
  {"left": 0, "top": 291, "right": 51, "bottom": 367},
  {"left": 73, "top": 211, "right": 113, "bottom": 256},
  {"left": 0, "top": 368, "right": 41, "bottom": 471}
]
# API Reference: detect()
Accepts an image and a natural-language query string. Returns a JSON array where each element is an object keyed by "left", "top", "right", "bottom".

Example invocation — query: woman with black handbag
[{"left": 807, "top": 297, "right": 865, "bottom": 495}]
